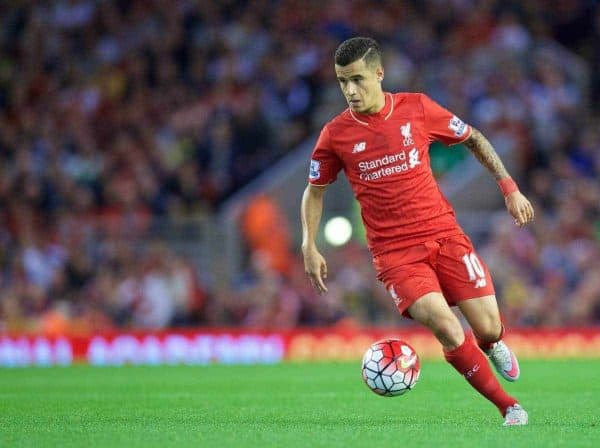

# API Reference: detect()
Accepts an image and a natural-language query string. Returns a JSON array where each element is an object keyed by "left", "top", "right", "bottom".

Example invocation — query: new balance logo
[
  {"left": 401, "top": 122, "right": 414, "bottom": 146},
  {"left": 352, "top": 142, "right": 366, "bottom": 153},
  {"left": 465, "top": 364, "right": 480, "bottom": 379}
]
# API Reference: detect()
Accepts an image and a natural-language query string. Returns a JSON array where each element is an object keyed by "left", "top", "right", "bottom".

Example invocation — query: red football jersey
[{"left": 308, "top": 92, "right": 472, "bottom": 256}]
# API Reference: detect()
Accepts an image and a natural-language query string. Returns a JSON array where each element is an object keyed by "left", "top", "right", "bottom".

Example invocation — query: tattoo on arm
[{"left": 463, "top": 128, "right": 510, "bottom": 180}]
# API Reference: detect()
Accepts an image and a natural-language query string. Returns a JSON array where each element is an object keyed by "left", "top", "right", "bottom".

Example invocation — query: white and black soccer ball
[{"left": 361, "top": 338, "right": 420, "bottom": 397}]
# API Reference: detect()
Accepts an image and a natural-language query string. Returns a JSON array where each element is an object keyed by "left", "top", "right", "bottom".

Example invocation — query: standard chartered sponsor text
[
  {"left": 358, "top": 152, "right": 406, "bottom": 171},
  {"left": 358, "top": 150, "right": 416, "bottom": 181}
]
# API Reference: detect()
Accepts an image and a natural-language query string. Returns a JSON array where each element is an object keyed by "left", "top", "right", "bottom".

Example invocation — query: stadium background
[{"left": 1, "top": 0, "right": 600, "bottom": 366}]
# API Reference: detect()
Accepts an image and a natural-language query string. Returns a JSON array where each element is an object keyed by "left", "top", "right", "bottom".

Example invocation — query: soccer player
[{"left": 301, "top": 37, "right": 534, "bottom": 426}]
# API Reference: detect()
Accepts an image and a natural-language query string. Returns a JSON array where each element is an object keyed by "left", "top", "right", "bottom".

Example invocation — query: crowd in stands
[{"left": 0, "top": 0, "right": 599, "bottom": 333}]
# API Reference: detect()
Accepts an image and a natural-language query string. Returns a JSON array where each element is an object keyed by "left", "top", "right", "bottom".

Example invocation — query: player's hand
[
  {"left": 505, "top": 191, "right": 534, "bottom": 227},
  {"left": 302, "top": 247, "right": 328, "bottom": 294}
]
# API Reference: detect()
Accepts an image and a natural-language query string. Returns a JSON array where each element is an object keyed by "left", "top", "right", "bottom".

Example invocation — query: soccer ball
[{"left": 361, "top": 338, "right": 420, "bottom": 397}]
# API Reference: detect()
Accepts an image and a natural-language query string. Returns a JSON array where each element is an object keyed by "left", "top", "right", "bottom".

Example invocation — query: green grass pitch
[{"left": 0, "top": 360, "right": 598, "bottom": 447}]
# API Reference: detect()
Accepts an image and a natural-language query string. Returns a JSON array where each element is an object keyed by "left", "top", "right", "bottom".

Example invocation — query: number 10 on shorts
[{"left": 462, "top": 253, "right": 487, "bottom": 288}]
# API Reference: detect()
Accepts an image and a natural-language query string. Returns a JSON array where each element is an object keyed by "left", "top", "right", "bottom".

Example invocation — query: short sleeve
[
  {"left": 308, "top": 126, "right": 342, "bottom": 185},
  {"left": 420, "top": 94, "right": 472, "bottom": 146}
]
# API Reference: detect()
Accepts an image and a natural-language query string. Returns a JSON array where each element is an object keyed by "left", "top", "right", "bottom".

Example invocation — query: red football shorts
[{"left": 373, "top": 234, "right": 496, "bottom": 317}]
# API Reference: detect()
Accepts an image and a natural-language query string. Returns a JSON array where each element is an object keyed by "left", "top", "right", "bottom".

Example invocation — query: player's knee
[
  {"left": 473, "top": 317, "right": 502, "bottom": 343},
  {"left": 430, "top": 314, "right": 464, "bottom": 350}
]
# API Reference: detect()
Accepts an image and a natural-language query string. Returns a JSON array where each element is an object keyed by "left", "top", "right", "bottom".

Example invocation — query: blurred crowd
[{"left": 1, "top": 0, "right": 599, "bottom": 333}]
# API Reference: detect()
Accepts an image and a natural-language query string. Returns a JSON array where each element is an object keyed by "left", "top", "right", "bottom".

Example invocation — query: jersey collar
[{"left": 349, "top": 92, "right": 394, "bottom": 126}]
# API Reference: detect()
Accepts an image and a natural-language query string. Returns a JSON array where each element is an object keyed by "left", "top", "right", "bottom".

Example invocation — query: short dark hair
[{"left": 334, "top": 37, "right": 382, "bottom": 67}]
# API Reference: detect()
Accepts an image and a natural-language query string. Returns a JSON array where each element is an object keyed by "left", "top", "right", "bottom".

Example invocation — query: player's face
[{"left": 335, "top": 59, "right": 384, "bottom": 114}]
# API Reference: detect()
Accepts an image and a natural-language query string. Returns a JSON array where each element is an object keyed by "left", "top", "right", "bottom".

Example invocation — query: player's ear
[{"left": 376, "top": 67, "right": 384, "bottom": 82}]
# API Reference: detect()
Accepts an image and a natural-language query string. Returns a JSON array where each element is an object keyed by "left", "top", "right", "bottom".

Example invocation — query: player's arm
[
  {"left": 301, "top": 183, "right": 329, "bottom": 293},
  {"left": 463, "top": 128, "right": 535, "bottom": 227}
]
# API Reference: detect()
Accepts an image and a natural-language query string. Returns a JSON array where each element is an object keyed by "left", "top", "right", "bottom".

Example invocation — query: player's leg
[
  {"left": 458, "top": 295, "right": 521, "bottom": 382},
  {"left": 406, "top": 292, "right": 465, "bottom": 349},
  {"left": 432, "top": 235, "right": 527, "bottom": 424},
  {"left": 377, "top": 245, "right": 525, "bottom": 423},
  {"left": 456, "top": 294, "right": 502, "bottom": 345},
  {"left": 436, "top": 234, "right": 523, "bottom": 383},
  {"left": 407, "top": 292, "right": 519, "bottom": 419}
]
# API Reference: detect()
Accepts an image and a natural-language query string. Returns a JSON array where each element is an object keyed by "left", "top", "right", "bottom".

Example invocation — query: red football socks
[{"left": 444, "top": 333, "right": 517, "bottom": 415}]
